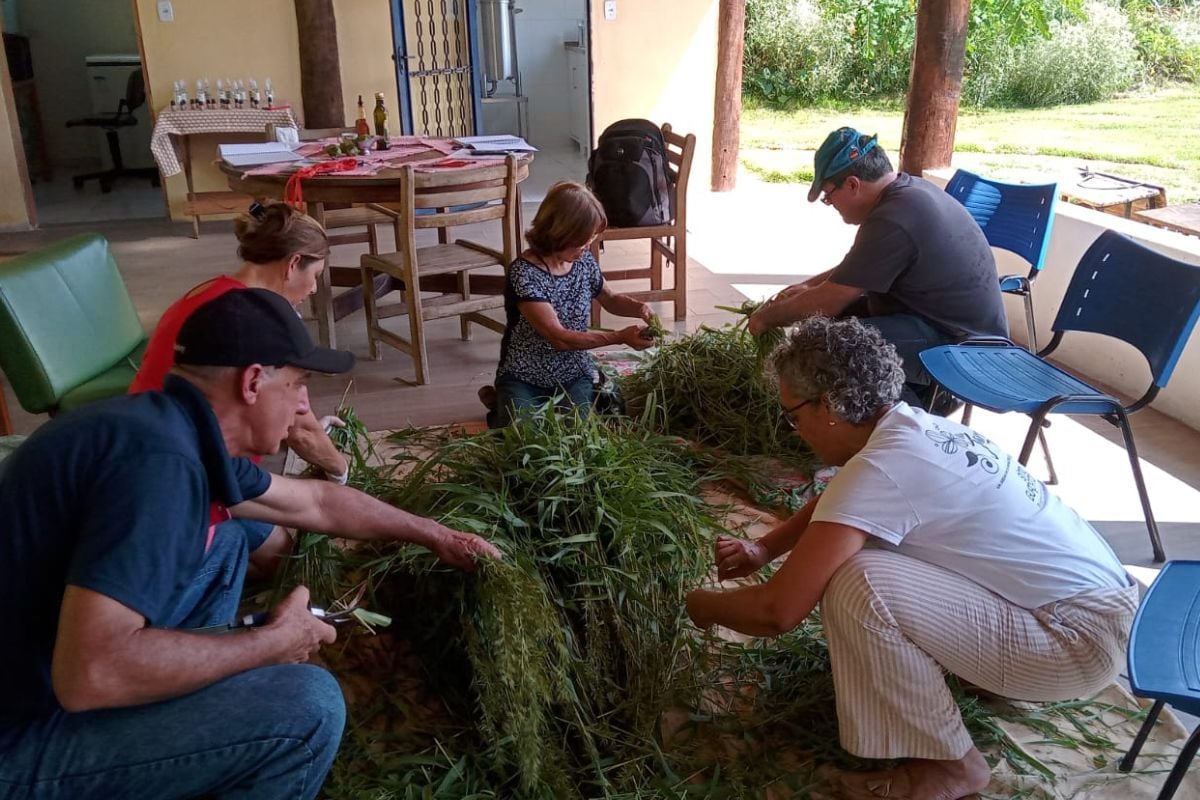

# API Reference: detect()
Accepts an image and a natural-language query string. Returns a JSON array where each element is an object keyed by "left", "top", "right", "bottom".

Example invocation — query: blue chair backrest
[
  {"left": 1052, "top": 230, "right": 1200, "bottom": 389},
  {"left": 944, "top": 169, "right": 1058, "bottom": 276}
]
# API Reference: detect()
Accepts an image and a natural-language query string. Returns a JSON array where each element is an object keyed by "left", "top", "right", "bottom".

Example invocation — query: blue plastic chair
[
  {"left": 945, "top": 169, "right": 1058, "bottom": 352},
  {"left": 920, "top": 230, "right": 1200, "bottom": 562},
  {"left": 1119, "top": 560, "right": 1200, "bottom": 798}
]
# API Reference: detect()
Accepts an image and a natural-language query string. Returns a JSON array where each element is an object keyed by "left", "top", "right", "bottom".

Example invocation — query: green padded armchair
[{"left": 0, "top": 234, "right": 147, "bottom": 418}]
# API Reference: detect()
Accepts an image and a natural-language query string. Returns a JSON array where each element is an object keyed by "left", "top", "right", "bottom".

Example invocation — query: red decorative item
[{"left": 284, "top": 158, "right": 359, "bottom": 208}]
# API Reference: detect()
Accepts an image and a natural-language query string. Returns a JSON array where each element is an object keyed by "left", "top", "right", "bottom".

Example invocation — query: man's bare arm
[{"left": 52, "top": 585, "right": 334, "bottom": 712}]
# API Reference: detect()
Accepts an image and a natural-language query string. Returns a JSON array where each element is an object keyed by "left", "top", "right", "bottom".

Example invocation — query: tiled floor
[
  {"left": 3, "top": 172, "right": 1200, "bottom": 578},
  {"left": 31, "top": 168, "right": 166, "bottom": 226}
]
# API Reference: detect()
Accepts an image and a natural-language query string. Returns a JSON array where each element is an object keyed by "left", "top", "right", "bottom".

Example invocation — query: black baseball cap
[{"left": 175, "top": 288, "right": 355, "bottom": 374}]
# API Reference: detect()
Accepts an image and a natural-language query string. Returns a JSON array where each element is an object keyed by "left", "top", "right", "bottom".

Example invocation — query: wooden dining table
[{"left": 220, "top": 145, "right": 533, "bottom": 349}]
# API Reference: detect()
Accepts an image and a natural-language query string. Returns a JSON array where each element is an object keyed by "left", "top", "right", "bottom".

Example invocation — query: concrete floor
[{"left": 3, "top": 173, "right": 1199, "bottom": 580}]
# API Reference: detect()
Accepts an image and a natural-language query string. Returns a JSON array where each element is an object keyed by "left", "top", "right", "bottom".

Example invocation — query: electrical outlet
[
  {"left": 156, "top": 0, "right": 174, "bottom": 22},
  {"left": 603, "top": 0, "right": 616, "bottom": 21}
]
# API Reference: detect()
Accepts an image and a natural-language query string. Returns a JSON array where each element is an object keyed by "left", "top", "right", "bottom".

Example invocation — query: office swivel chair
[{"left": 65, "top": 68, "right": 160, "bottom": 193}]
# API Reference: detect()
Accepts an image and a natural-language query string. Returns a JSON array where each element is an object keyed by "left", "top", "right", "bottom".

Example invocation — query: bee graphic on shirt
[{"left": 925, "top": 426, "right": 1001, "bottom": 474}]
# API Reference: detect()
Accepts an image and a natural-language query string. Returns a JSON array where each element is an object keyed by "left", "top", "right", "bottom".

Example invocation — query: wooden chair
[
  {"left": 360, "top": 156, "right": 519, "bottom": 385},
  {"left": 590, "top": 123, "right": 696, "bottom": 325},
  {"left": 264, "top": 123, "right": 394, "bottom": 348}
]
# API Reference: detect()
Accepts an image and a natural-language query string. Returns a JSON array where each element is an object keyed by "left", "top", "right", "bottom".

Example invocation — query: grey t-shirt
[{"left": 830, "top": 173, "right": 1008, "bottom": 340}]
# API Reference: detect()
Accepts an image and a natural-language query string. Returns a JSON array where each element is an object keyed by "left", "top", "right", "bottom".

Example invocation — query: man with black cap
[
  {"left": 0, "top": 288, "right": 501, "bottom": 799},
  {"left": 748, "top": 126, "right": 1007, "bottom": 408}
]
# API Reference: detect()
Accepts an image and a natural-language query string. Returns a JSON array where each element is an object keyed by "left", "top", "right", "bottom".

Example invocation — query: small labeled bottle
[
  {"left": 355, "top": 94, "right": 370, "bottom": 137},
  {"left": 249, "top": 78, "right": 260, "bottom": 109},
  {"left": 265, "top": 78, "right": 274, "bottom": 108},
  {"left": 372, "top": 92, "right": 389, "bottom": 150}
]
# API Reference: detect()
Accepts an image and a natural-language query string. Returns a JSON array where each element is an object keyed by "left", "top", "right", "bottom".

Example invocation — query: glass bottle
[
  {"left": 249, "top": 78, "right": 260, "bottom": 109},
  {"left": 265, "top": 78, "right": 274, "bottom": 108},
  {"left": 355, "top": 94, "right": 370, "bottom": 137},
  {"left": 372, "top": 92, "right": 389, "bottom": 150}
]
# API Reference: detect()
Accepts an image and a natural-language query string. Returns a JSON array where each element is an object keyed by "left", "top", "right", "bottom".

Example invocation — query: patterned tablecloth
[{"left": 149, "top": 107, "right": 299, "bottom": 176}]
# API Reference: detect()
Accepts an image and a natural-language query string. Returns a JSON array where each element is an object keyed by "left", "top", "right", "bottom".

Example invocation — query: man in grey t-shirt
[{"left": 749, "top": 127, "right": 1007, "bottom": 406}]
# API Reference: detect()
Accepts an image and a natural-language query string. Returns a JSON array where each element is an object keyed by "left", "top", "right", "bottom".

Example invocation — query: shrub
[
  {"left": 1128, "top": 3, "right": 1200, "bottom": 82},
  {"left": 743, "top": 0, "right": 858, "bottom": 105},
  {"left": 996, "top": 1, "right": 1141, "bottom": 106}
]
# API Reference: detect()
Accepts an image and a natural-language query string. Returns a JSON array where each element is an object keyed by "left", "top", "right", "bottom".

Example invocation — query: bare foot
[
  {"left": 478, "top": 385, "right": 497, "bottom": 411},
  {"left": 834, "top": 747, "right": 991, "bottom": 799}
]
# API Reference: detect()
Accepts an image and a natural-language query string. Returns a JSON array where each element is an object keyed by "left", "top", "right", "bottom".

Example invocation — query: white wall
[
  {"left": 928, "top": 168, "right": 1200, "bottom": 430},
  {"left": 481, "top": 0, "right": 584, "bottom": 148},
  {"left": 15, "top": 0, "right": 138, "bottom": 168}
]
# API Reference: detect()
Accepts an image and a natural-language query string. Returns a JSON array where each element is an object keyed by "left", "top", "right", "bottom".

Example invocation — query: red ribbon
[{"left": 284, "top": 158, "right": 359, "bottom": 208}]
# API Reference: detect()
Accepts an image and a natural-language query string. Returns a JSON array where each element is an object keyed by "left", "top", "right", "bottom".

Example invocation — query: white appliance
[{"left": 84, "top": 54, "right": 154, "bottom": 170}]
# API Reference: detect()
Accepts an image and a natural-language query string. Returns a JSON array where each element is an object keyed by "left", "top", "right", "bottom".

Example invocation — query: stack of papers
[
  {"left": 454, "top": 134, "right": 538, "bottom": 154},
  {"left": 218, "top": 142, "right": 305, "bottom": 167}
]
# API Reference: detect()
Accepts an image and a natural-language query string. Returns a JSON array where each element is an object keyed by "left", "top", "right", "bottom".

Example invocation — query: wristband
[{"left": 325, "top": 466, "right": 350, "bottom": 486}]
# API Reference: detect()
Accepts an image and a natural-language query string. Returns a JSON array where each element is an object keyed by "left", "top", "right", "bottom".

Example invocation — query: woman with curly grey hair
[{"left": 687, "top": 316, "right": 1137, "bottom": 800}]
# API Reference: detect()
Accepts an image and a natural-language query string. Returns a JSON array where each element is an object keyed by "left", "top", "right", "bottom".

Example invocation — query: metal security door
[{"left": 390, "top": 0, "right": 484, "bottom": 137}]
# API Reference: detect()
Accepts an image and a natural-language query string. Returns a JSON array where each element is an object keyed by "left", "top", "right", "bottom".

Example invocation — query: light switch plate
[
  {"left": 156, "top": 0, "right": 174, "bottom": 22},
  {"left": 603, "top": 0, "right": 616, "bottom": 21}
]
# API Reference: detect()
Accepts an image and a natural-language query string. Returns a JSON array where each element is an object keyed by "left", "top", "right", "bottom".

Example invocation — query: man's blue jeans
[
  {"left": 487, "top": 372, "right": 594, "bottom": 428},
  {"left": 859, "top": 313, "right": 954, "bottom": 405},
  {"left": 0, "top": 522, "right": 346, "bottom": 800}
]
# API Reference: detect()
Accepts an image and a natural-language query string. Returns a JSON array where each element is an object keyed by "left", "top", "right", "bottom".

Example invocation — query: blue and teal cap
[{"left": 808, "top": 127, "right": 879, "bottom": 202}]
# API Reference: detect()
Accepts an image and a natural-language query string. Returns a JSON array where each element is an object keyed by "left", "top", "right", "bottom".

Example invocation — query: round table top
[{"left": 220, "top": 151, "right": 533, "bottom": 206}]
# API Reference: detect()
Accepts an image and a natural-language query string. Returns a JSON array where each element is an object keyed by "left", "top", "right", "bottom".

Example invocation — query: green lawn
[{"left": 740, "top": 85, "right": 1200, "bottom": 203}]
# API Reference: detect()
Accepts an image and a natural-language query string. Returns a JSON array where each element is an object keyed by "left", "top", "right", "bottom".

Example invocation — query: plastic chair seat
[
  {"left": 1119, "top": 560, "right": 1200, "bottom": 799},
  {"left": 919, "top": 343, "right": 1118, "bottom": 416},
  {"left": 999, "top": 275, "right": 1028, "bottom": 294}
]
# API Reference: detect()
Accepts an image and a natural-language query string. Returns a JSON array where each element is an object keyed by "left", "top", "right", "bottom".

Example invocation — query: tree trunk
[
  {"left": 899, "top": 0, "right": 969, "bottom": 176},
  {"left": 294, "top": 0, "right": 345, "bottom": 128},
  {"left": 711, "top": 0, "right": 746, "bottom": 192}
]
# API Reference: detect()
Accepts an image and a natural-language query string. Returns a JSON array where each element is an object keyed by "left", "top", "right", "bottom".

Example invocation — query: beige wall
[
  {"left": 335, "top": 0, "right": 400, "bottom": 130},
  {"left": 0, "top": 17, "right": 33, "bottom": 230},
  {"left": 134, "top": 0, "right": 302, "bottom": 219},
  {"left": 589, "top": 0, "right": 718, "bottom": 190},
  {"left": 133, "top": 0, "right": 399, "bottom": 220},
  {"left": 15, "top": 0, "right": 138, "bottom": 168}
]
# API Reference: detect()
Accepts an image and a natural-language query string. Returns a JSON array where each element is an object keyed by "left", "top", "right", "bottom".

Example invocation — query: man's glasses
[
  {"left": 820, "top": 181, "right": 846, "bottom": 205},
  {"left": 781, "top": 398, "right": 817, "bottom": 430}
]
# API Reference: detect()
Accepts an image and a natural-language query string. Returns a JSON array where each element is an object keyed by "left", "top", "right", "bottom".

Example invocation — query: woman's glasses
[{"left": 780, "top": 398, "right": 816, "bottom": 430}]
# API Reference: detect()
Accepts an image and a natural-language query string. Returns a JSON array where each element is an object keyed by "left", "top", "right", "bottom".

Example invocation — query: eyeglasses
[
  {"left": 780, "top": 398, "right": 817, "bottom": 430},
  {"left": 820, "top": 181, "right": 845, "bottom": 205}
]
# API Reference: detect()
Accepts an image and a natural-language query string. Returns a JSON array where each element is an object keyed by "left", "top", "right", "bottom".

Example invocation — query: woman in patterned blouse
[{"left": 481, "top": 181, "right": 653, "bottom": 427}]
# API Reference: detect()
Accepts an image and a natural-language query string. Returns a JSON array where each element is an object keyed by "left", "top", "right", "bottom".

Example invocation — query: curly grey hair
[{"left": 770, "top": 316, "right": 905, "bottom": 424}]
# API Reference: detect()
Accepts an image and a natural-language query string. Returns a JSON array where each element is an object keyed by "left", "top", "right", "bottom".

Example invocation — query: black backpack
[{"left": 587, "top": 119, "right": 675, "bottom": 228}]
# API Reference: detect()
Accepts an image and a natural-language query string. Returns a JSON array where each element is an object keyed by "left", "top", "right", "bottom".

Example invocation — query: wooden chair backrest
[
  {"left": 662, "top": 123, "right": 696, "bottom": 226},
  {"left": 394, "top": 155, "right": 520, "bottom": 262}
]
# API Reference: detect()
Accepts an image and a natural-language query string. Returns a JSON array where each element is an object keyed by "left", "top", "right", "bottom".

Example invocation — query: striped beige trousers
[{"left": 821, "top": 549, "right": 1139, "bottom": 760}]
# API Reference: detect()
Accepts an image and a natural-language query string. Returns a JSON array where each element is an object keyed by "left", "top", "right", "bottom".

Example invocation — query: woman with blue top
[{"left": 481, "top": 181, "right": 654, "bottom": 428}]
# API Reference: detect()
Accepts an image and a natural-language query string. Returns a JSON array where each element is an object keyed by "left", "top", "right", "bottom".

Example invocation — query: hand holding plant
[
  {"left": 431, "top": 528, "right": 503, "bottom": 571},
  {"left": 618, "top": 324, "right": 655, "bottom": 350},
  {"left": 715, "top": 534, "right": 770, "bottom": 581}
]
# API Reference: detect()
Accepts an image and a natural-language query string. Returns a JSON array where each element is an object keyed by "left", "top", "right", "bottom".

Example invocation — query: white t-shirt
[{"left": 811, "top": 403, "right": 1131, "bottom": 609}]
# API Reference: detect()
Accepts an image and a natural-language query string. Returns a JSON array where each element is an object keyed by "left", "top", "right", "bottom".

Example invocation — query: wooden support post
[
  {"left": 899, "top": 0, "right": 969, "bottom": 176},
  {"left": 712, "top": 0, "right": 746, "bottom": 192},
  {"left": 294, "top": 0, "right": 346, "bottom": 128}
]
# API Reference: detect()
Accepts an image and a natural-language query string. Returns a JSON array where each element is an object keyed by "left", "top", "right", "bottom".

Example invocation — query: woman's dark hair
[
  {"left": 234, "top": 201, "right": 330, "bottom": 266},
  {"left": 525, "top": 181, "right": 607, "bottom": 256}
]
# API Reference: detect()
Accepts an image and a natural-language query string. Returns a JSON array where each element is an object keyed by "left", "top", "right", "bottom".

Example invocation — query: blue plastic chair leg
[
  {"left": 1157, "top": 727, "right": 1200, "bottom": 800},
  {"left": 1120, "top": 699, "right": 1164, "bottom": 772}
]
